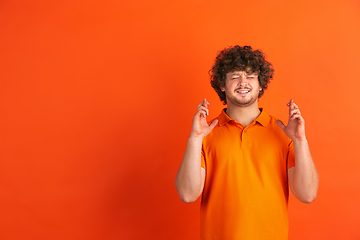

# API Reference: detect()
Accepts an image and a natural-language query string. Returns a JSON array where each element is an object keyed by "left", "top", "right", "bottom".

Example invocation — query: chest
[{"left": 203, "top": 125, "right": 289, "bottom": 170}]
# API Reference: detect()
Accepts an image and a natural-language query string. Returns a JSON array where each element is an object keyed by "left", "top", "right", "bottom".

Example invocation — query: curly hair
[{"left": 209, "top": 45, "right": 274, "bottom": 104}]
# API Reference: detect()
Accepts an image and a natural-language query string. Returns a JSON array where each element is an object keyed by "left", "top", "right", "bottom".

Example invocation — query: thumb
[
  {"left": 209, "top": 119, "right": 218, "bottom": 131},
  {"left": 276, "top": 119, "right": 286, "bottom": 132}
]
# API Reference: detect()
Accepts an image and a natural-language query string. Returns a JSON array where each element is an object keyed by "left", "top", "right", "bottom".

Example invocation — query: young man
[{"left": 175, "top": 45, "right": 319, "bottom": 240}]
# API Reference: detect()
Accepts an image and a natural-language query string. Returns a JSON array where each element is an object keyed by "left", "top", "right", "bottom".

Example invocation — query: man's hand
[
  {"left": 175, "top": 98, "right": 216, "bottom": 203},
  {"left": 276, "top": 99, "right": 306, "bottom": 140},
  {"left": 277, "top": 99, "right": 319, "bottom": 203},
  {"left": 191, "top": 98, "right": 218, "bottom": 138}
]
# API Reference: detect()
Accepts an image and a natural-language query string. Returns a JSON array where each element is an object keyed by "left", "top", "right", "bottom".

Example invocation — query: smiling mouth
[{"left": 236, "top": 89, "right": 250, "bottom": 94}]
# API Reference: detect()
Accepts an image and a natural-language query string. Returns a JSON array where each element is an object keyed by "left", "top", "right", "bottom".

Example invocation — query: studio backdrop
[{"left": 1, "top": 0, "right": 359, "bottom": 239}]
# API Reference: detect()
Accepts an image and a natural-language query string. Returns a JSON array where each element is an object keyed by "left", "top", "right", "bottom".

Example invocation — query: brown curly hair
[{"left": 209, "top": 45, "right": 274, "bottom": 104}]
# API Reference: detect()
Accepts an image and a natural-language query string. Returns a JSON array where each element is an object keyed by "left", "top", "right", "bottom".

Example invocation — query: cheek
[
  {"left": 228, "top": 81, "right": 238, "bottom": 88},
  {"left": 251, "top": 81, "right": 260, "bottom": 89}
]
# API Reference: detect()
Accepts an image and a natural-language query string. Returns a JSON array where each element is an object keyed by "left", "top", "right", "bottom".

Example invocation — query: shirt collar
[{"left": 218, "top": 108, "right": 270, "bottom": 127}]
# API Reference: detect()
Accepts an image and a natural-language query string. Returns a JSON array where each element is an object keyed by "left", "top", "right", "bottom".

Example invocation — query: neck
[{"left": 226, "top": 101, "right": 261, "bottom": 127}]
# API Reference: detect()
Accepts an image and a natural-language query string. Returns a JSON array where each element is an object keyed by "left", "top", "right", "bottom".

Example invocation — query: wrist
[
  {"left": 189, "top": 133, "right": 205, "bottom": 142},
  {"left": 292, "top": 137, "right": 308, "bottom": 145}
]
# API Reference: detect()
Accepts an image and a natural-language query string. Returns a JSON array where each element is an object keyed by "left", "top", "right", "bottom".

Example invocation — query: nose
[{"left": 238, "top": 73, "right": 248, "bottom": 86}]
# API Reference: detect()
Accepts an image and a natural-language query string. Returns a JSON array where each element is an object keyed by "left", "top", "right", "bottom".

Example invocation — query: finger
[
  {"left": 290, "top": 109, "right": 301, "bottom": 118},
  {"left": 288, "top": 99, "right": 299, "bottom": 116},
  {"left": 293, "top": 102, "right": 299, "bottom": 109},
  {"left": 291, "top": 113, "right": 303, "bottom": 121},
  {"left": 298, "top": 115, "right": 305, "bottom": 122},
  {"left": 198, "top": 109, "right": 207, "bottom": 118},
  {"left": 290, "top": 100, "right": 301, "bottom": 111},
  {"left": 203, "top": 98, "right": 209, "bottom": 108},
  {"left": 276, "top": 120, "right": 286, "bottom": 131},
  {"left": 198, "top": 98, "right": 209, "bottom": 109},
  {"left": 198, "top": 106, "right": 209, "bottom": 117},
  {"left": 209, "top": 119, "right": 218, "bottom": 130},
  {"left": 197, "top": 101, "right": 206, "bottom": 109},
  {"left": 290, "top": 99, "right": 296, "bottom": 109},
  {"left": 198, "top": 105, "right": 209, "bottom": 112},
  {"left": 287, "top": 99, "right": 293, "bottom": 115}
]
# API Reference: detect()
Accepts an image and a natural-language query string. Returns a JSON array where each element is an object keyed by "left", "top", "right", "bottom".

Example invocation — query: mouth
[{"left": 236, "top": 89, "right": 250, "bottom": 94}]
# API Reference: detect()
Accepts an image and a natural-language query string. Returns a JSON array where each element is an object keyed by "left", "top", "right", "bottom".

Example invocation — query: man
[{"left": 175, "top": 45, "right": 319, "bottom": 240}]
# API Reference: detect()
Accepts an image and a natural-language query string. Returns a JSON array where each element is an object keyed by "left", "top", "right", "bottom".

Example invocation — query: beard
[{"left": 226, "top": 88, "right": 260, "bottom": 107}]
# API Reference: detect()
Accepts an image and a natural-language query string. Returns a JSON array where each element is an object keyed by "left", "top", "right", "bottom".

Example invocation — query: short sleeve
[
  {"left": 201, "top": 144, "right": 206, "bottom": 169},
  {"left": 287, "top": 141, "right": 295, "bottom": 169}
]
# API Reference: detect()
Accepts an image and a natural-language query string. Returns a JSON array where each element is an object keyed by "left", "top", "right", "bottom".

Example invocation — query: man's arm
[
  {"left": 276, "top": 99, "right": 319, "bottom": 203},
  {"left": 175, "top": 98, "right": 218, "bottom": 203}
]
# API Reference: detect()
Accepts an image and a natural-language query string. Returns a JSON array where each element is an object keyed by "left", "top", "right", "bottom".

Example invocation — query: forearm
[
  {"left": 175, "top": 135, "right": 204, "bottom": 203},
  {"left": 291, "top": 138, "right": 319, "bottom": 203}
]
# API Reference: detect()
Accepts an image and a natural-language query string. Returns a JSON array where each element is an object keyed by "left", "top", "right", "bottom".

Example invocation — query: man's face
[{"left": 221, "top": 70, "right": 261, "bottom": 108}]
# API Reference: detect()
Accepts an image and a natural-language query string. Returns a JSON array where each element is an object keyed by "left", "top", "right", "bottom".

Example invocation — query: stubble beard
[{"left": 226, "top": 90, "right": 259, "bottom": 108}]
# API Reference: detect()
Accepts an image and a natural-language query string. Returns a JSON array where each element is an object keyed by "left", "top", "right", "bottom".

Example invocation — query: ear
[{"left": 220, "top": 87, "right": 225, "bottom": 92}]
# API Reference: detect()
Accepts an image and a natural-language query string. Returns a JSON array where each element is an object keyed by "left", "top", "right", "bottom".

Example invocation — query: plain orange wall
[{"left": 1, "top": 0, "right": 360, "bottom": 239}]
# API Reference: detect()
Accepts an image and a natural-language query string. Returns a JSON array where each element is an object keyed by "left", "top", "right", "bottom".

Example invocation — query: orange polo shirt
[{"left": 200, "top": 108, "right": 295, "bottom": 240}]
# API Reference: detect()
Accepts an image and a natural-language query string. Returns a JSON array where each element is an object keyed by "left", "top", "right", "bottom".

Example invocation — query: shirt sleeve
[
  {"left": 287, "top": 141, "right": 295, "bottom": 169},
  {"left": 201, "top": 144, "right": 206, "bottom": 169}
]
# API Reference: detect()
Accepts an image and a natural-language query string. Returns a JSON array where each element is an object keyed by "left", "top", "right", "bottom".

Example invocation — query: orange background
[{"left": 1, "top": 0, "right": 360, "bottom": 239}]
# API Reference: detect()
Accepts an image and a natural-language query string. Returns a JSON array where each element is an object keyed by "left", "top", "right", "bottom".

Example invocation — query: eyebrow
[{"left": 229, "top": 72, "right": 257, "bottom": 76}]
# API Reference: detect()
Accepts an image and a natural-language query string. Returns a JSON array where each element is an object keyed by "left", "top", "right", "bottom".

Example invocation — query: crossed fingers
[
  {"left": 197, "top": 98, "right": 209, "bottom": 118},
  {"left": 288, "top": 99, "right": 302, "bottom": 121}
]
